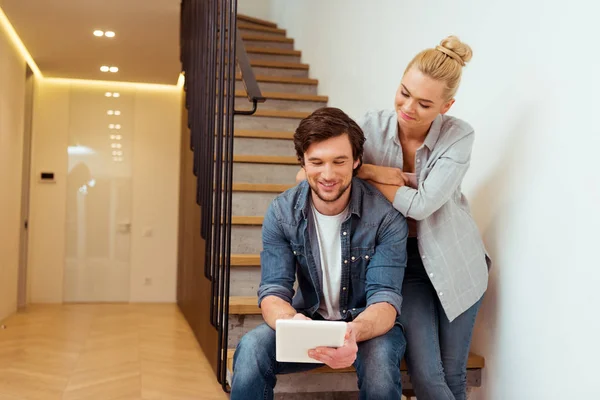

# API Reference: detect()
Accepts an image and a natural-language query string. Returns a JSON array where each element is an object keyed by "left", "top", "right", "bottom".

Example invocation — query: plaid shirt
[{"left": 359, "top": 110, "right": 490, "bottom": 321}]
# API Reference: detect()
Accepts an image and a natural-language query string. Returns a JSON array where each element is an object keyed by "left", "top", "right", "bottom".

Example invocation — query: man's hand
[
  {"left": 292, "top": 313, "right": 311, "bottom": 321},
  {"left": 358, "top": 164, "right": 407, "bottom": 186},
  {"left": 308, "top": 323, "right": 358, "bottom": 369}
]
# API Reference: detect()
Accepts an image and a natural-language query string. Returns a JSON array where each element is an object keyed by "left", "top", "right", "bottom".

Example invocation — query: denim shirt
[{"left": 257, "top": 178, "right": 409, "bottom": 321}]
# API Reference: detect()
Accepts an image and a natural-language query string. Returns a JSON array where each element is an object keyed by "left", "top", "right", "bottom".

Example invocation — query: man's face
[{"left": 302, "top": 134, "right": 359, "bottom": 214}]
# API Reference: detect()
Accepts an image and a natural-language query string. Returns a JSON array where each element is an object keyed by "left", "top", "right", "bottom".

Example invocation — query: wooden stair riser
[
  {"left": 233, "top": 163, "right": 299, "bottom": 185},
  {"left": 233, "top": 137, "right": 296, "bottom": 158},
  {"left": 235, "top": 80, "right": 317, "bottom": 95},
  {"left": 235, "top": 115, "right": 304, "bottom": 132},
  {"left": 237, "top": 15, "right": 278, "bottom": 28},
  {"left": 235, "top": 97, "right": 325, "bottom": 113},
  {"left": 242, "top": 39, "right": 294, "bottom": 50},
  {"left": 239, "top": 27, "right": 286, "bottom": 37},
  {"left": 248, "top": 52, "right": 301, "bottom": 63}
]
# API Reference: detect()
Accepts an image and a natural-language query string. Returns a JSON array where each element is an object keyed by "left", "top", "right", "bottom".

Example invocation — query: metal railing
[{"left": 179, "top": 0, "right": 264, "bottom": 391}]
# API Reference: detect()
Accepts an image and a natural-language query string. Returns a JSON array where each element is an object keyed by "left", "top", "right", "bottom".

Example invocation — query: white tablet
[{"left": 276, "top": 319, "right": 347, "bottom": 363}]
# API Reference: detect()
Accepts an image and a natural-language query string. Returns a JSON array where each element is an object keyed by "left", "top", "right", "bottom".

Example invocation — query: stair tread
[
  {"left": 231, "top": 254, "right": 260, "bottom": 266},
  {"left": 226, "top": 348, "right": 485, "bottom": 373},
  {"left": 234, "top": 130, "right": 294, "bottom": 140},
  {"left": 237, "top": 14, "right": 278, "bottom": 28},
  {"left": 232, "top": 182, "right": 294, "bottom": 192},
  {"left": 232, "top": 216, "right": 264, "bottom": 225},
  {"left": 233, "top": 154, "right": 298, "bottom": 165},
  {"left": 250, "top": 109, "right": 310, "bottom": 119},
  {"left": 248, "top": 60, "right": 309, "bottom": 70},
  {"left": 235, "top": 74, "right": 318, "bottom": 85},
  {"left": 246, "top": 46, "right": 301, "bottom": 56},
  {"left": 236, "top": 90, "right": 327, "bottom": 102},
  {"left": 238, "top": 22, "right": 286, "bottom": 35},
  {"left": 242, "top": 33, "right": 294, "bottom": 43}
]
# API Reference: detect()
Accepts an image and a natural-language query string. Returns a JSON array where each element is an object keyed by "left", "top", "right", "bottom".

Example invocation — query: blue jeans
[
  {"left": 231, "top": 322, "right": 406, "bottom": 400},
  {"left": 399, "top": 238, "right": 483, "bottom": 400}
]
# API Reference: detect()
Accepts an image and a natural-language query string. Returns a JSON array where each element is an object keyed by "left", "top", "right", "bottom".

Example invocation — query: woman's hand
[
  {"left": 296, "top": 168, "right": 307, "bottom": 183},
  {"left": 358, "top": 164, "right": 407, "bottom": 186}
]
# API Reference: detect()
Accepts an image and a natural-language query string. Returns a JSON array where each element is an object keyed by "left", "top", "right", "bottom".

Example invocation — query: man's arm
[{"left": 257, "top": 200, "right": 301, "bottom": 329}]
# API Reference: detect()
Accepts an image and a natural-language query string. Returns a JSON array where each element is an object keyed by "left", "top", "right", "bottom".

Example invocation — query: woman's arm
[{"left": 358, "top": 164, "right": 406, "bottom": 186}]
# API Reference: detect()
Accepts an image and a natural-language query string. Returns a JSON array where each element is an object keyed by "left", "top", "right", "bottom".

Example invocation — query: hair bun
[{"left": 439, "top": 36, "right": 473, "bottom": 65}]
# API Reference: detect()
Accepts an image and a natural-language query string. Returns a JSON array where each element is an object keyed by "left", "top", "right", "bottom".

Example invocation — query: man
[{"left": 230, "top": 107, "right": 408, "bottom": 400}]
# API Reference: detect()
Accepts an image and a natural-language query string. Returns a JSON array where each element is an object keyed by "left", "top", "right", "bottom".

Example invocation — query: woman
[{"left": 356, "top": 36, "right": 490, "bottom": 400}]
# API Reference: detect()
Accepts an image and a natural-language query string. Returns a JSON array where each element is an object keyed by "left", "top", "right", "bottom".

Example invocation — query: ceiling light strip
[{"left": 0, "top": 6, "right": 43, "bottom": 78}]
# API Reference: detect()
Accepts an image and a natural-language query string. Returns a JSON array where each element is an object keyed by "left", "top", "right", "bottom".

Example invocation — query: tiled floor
[{"left": 0, "top": 304, "right": 228, "bottom": 400}]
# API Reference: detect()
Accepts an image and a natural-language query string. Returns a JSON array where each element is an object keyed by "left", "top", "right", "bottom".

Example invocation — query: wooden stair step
[
  {"left": 229, "top": 296, "right": 261, "bottom": 314},
  {"left": 235, "top": 90, "right": 327, "bottom": 103},
  {"left": 227, "top": 348, "right": 485, "bottom": 374},
  {"left": 246, "top": 47, "right": 301, "bottom": 56},
  {"left": 238, "top": 22, "right": 286, "bottom": 35},
  {"left": 241, "top": 33, "right": 294, "bottom": 44},
  {"left": 235, "top": 74, "right": 318, "bottom": 85},
  {"left": 234, "top": 130, "right": 293, "bottom": 140},
  {"left": 247, "top": 60, "right": 309, "bottom": 70},
  {"left": 248, "top": 109, "right": 310, "bottom": 119},
  {"left": 231, "top": 254, "right": 261, "bottom": 266},
  {"left": 237, "top": 14, "right": 278, "bottom": 28},
  {"left": 232, "top": 216, "right": 263, "bottom": 226},
  {"left": 232, "top": 182, "right": 294, "bottom": 192},
  {"left": 233, "top": 154, "right": 298, "bottom": 165}
]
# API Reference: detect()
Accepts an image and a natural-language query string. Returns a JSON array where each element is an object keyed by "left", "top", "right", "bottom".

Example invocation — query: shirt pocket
[{"left": 350, "top": 247, "right": 375, "bottom": 281}]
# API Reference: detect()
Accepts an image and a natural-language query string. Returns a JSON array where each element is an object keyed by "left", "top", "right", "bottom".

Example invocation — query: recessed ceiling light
[
  {"left": 115, "top": 124, "right": 121, "bottom": 130},
  {"left": 105, "top": 92, "right": 112, "bottom": 97},
  {"left": 109, "top": 66, "right": 119, "bottom": 73},
  {"left": 100, "top": 66, "right": 109, "bottom": 72},
  {"left": 109, "top": 124, "right": 115, "bottom": 129},
  {"left": 113, "top": 92, "right": 120, "bottom": 98},
  {"left": 115, "top": 135, "right": 122, "bottom": 140},
  {"left": 105, "top": 31, "right": 115, "bottom": 38},
  {"left": 107, "top": 110, "right": 114, "bottom": 115},
  {"left": 114, "top": 111, "right": 121, "bottom": 116},
  {"left": 93, "top": 30, "right": 104, "bottom": 37},
  {"left": 111, "top": 143, "right": 122, "bottom": 149}
]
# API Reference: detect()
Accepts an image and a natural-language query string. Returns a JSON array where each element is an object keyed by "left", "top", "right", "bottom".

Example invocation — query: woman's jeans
[
  {"left": 230, "top": 322, "right": 406, "bottom": 400},
  {"left": 399, "top": 238, "right": 483, "bottom": 400}
]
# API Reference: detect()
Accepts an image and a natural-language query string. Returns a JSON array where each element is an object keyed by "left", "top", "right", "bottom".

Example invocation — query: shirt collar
[{"left": 392, "top": 113, "right": 443, "bottom": 151}]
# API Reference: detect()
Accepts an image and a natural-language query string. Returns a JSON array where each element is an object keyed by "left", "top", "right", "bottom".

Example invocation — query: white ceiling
[{"left": 1, "top": 0, "right": 181, "bottom": 85}]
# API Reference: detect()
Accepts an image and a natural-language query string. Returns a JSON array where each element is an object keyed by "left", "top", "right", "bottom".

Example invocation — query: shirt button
[
  {"left": 293, "top": 251, "right": 297, "bottom": 255},
  {"left": 351, "top": 256, "right": 356, "bottom": 261},
  {"left": 429, "top": 272, "right": 434, "bottom": 278},
  {"left": 365, "top": 255, "right": 369, "bottom": 260},
  {"left": 342, "top": 287, "right": 347, "bottom": 291},
  {"left": 352, "top": 308, "right": 356, "bottom": 311},
  {"left": 344, "top": 260, "right": 348, "bottom": 264},
  {"left": 439, "top": 292, "right": 443, "bottom": 296},
  {"left": 342, "top": 309, "right": 346, "bottom": 313},
  {"left": 342, "top": 232, "right": 347, "bottom": 236},
  {"left": 417, "top": 159, "right": 421, "bottom": 163}
]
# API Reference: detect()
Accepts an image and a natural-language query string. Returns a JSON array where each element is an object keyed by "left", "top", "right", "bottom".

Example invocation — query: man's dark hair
[{"left": 293, "top": 107, "right": 366, "bottom": 175}]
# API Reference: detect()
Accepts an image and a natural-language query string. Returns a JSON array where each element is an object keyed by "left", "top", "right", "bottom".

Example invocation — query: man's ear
[
  {"left": 353, "top": 159, "right": 360, "bottom": 170},
  {"left": 440, "top": 98, "right": 455, "bottom": 115}
]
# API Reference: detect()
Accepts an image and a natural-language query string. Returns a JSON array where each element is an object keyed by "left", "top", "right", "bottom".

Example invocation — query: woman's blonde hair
[{"left": 405, "top": 36, "right": 473, "bottom": 100}]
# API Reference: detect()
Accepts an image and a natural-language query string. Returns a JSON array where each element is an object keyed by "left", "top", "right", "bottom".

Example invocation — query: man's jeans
[
  {"left": 231, "top": 323, "right": 406, "bottom": 400},
  {"left": 399, "top": 238, "right": 483, "bottom": 400}
]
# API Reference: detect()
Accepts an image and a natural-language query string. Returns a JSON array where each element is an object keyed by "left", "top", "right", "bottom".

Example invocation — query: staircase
[{"left": 225, "top": 14, "right": 484, "bottom": 399}]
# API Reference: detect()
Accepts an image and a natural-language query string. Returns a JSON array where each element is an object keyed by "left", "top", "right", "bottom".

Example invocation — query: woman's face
[{"left": 394, "top": 67, "right": 454, "bottom": 132}]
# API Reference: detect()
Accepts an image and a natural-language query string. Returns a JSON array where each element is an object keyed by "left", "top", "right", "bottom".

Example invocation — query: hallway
[{"left": 0, "top": 304, "right": 227, "bottom": 399}]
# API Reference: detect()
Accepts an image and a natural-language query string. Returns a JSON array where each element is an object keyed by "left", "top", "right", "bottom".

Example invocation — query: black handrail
[{"left": 179, "top": 0, "right": 264, "bottom": 393}]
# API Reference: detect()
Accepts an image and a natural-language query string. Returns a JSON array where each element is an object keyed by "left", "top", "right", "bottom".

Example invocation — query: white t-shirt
[{"left": 311, "top": 204, "right": 348, "bottom": 320}]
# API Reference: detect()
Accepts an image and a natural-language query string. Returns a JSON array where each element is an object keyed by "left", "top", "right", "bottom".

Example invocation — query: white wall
[
  {"left": 237, "top": 0, "right": 272, "bottom": 21},
  {"left": 29, "top": 80, "right": 182, "bottom": 304},
  {"left": 268, "top": 1, "right": 600, "bottom": 399},
  {"left": 0, "top": 20, "right": 26, "bottom": 321}
]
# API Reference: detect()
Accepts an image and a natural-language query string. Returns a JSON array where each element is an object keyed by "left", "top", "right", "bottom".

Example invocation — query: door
[{"left": 63, "top": 85, "right": 134, "bottom": 302}]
